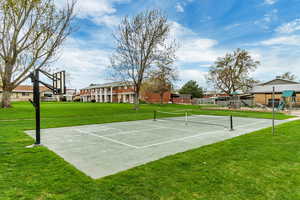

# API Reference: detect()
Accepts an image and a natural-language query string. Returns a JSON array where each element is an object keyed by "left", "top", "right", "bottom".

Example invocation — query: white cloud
[
  {"left": 254, "top": 9, "right": 278, "bottom": 30},
  {"left": 92, "top": 15, "right": 121, "bottom": 27},
  {"left": 168, "top": 22, "right": 224, "bottom": 88},
  {"left": 263, "top": 9, "right": 278, "bottom": 22},
  {"left": 55, "top": 0, "right": 129, "bottom": 27},
  {"left": 264, "top": 0, "right": 277, "bottom": 5},
  {"left": 224, "top": 23, "right": 241, "bottom": 30},
  {"left": 56, "top": 37, "right": 112, "bottom": 88},
  {"left": 170, "top": 22, "right": 222, "bottom": 63},
  {"left": 251, "top": 47, "right": 300, "bottom": 82},
  {"left": 177, "top": 39, "right": 220, "bottom": 63},
  {"left": 276, "top": 19, "right": 300, "bottom": 34},
  {"left": 178, "top": 69, "right": 208, "bottom": 88},
  {"left": 175, "top": 3, "right": 184, "bottom": 12},
  {"left": 260, "top": 35, "right": 300, "bottom": 46}
]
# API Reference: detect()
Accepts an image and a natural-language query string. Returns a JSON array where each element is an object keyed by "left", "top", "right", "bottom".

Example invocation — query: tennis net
[{"left": 153, "top": 110, "right": 233, "bottom": 130}]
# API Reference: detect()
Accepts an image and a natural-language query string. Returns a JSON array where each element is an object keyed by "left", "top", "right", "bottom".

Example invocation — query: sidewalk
[{"left": 287, "top": 110, "right": 300, "bottom": 121}]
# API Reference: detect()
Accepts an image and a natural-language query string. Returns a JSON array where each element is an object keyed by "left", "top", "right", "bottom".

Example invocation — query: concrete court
[{"left": 25, "top": 115, "right": 288, "bottom": 179}]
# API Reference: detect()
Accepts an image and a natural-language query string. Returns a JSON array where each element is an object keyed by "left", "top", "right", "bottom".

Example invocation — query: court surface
[{"left": 25, "top": 115, "right": 287, "bottom": 179}]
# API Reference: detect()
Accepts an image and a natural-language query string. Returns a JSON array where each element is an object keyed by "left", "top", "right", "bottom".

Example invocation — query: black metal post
[
  {"left": 272, "top": 86, "right": 275, "bottom": 136},
  {"left": 153, "top": 110, "right": 157, "bottom": 121},
  {"left": 33, "top": 69, "right": 41, "bottom": 145},
  {"left": 230, "top": 115, "right": 234, "bottom": 131}
]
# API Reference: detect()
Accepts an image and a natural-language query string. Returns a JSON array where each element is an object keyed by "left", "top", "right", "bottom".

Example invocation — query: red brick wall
[
  {"left": 113, "top": 88, "right": 134, "bottom": 93},
  {"left": 112, "top": 96, "right": 118, "bottom": 103},
  {"left": 142, "top": 92, "right": 171, "bottom": 103},
  {"left": 172, "top": 97, "right": 192, "bottom": 104}
]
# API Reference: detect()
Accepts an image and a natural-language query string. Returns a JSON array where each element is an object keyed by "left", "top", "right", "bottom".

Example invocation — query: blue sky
[{"left": 54, "top": 0, "right": 300, "bottom": 89}]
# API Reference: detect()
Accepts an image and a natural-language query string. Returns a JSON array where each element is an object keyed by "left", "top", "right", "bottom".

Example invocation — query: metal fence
[{"left": 194, "top": 98, "right": 254, "bottom": 107}]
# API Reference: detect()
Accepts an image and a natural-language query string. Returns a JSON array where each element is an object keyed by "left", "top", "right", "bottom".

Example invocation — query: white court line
[
  {"left": 190, "top": 115, "right": 228, "bottom": 118},
  {"left": 138, "top": 129, "right": 226, "bottom": 149},
  {"left": 101, "top": 126, "right": 167, "bottom": 137},
  {"left": 75, "top": 126, "right": 121, "bottom": 132},
  {"left": 76, "top": 130, "right": 139, "bottom": 149},
  {"left": 234, "top": 120, "right": 274, "bottom": 129}
]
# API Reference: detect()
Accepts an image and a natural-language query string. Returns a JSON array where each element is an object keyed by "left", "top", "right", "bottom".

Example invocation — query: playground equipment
[{"left": 277, "top": 90, "right": 296, "bottom": 111}]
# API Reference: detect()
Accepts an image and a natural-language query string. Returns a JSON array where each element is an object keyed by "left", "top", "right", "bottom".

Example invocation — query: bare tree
[
  {"left": 109, "top": 10, "right": 176, "bottom": 109},
  {"left": 0, "top": 0, "right": 75, "bottom": 108},
  {"left": 142, "top": 59, "right": 177, "bottom": 104},
  {"left": 207, "top": 49, "right": 259, "bottom": 95},
  {"left": 279, "top": 72, "right": 297, "bottom": 81}
]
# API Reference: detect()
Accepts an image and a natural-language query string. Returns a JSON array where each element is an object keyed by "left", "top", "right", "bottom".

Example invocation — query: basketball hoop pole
[
  {"left": 29, "top": 69, "right": 41, "bottom": 145},
  {"left": 28, "top": 69, "right": 66, "bottom": 146},
  {"left": 34, "top": 70, "right": 41, "bottom": 144}
]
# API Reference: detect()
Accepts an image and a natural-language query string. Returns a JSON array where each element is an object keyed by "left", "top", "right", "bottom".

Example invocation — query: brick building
[
  {"left": 251, "top": 78, "right": 300, "bottom": 106},
  {"left": 80, "top": 82, "right": 136, "bottom": 103},
  {"left": 80, "top": 81, "right": 201, "bottom": 104},
  {"left": 80, "top": 81, "right": 176, "bottom": 104}
]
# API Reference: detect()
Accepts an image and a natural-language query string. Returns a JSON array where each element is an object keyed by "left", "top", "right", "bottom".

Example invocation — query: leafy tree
[
  {"left": 179, "top": 80, "right": 203, "bottom": 98},
  {"left": 207, "top": 48, "right": 259, "bottom": 95},
  {"left": 0, "top": 0, "right": 75, "bottom": 108},
  {"left": 109, "top": 10, "right": 176, "bottom": 109},
  {"left": 142, "top": 60, "right": 177, "bottom": 104},
  {"left": 279, "top": 72, "right": 297, "bottom": 81}
]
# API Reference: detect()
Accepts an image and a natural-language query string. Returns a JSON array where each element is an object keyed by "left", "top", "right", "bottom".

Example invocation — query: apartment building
[{"left": 80, "top": 82, "right": 136, "bottom": 103}]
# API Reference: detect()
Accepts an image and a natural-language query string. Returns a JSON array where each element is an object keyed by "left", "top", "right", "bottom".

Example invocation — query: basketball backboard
[{"left": 53, "top": 71, "right": 66, "bottom": 95}]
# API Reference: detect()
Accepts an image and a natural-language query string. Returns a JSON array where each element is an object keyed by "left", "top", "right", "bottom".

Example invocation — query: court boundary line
[
  {"left": 76, "top": 130, "right": 139, "bottom": 149},
  {"left": 137, "top": 129, "right": 227, "bottom": 149},
  {"left": 101, "top": 126, "right": 168, "bottom": 137}
]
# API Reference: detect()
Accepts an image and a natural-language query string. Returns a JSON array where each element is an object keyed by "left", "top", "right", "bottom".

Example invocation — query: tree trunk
[
  {"left": 133, "top": 91, "right": 140, "bottom": 110},
  {"left": 1, "top": 89, "right": 12, "bottom": 108},
  {"left": 160, "top": 92, "right": 164, "bottom": 105}
]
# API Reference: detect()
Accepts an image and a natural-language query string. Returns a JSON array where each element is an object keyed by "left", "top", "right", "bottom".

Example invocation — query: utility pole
[{"left": 272, "top": 86, "right": 275, "bottom": 136}]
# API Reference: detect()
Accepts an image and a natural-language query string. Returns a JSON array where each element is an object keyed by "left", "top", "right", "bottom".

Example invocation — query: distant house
[
  {"left": 0, "top": 85, "right": 53, "bottom": 102},
  {"left": 251, "top": 78, "right": 300, "bottom": 106}
]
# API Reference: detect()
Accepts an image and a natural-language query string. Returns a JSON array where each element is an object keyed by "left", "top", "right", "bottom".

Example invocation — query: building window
[{"left": 22, "top": 92, "right": 29, "bottom": 96}]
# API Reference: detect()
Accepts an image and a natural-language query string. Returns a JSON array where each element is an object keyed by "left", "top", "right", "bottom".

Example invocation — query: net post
[
  {"left": 230, "top": 115, "right": 234, "bottom": 131},
  {"left": 153, "top": 110, "right": 157, "bottom": 121},
  {"left": 185, "top": 112, "right": 188, "bottom": 126}
]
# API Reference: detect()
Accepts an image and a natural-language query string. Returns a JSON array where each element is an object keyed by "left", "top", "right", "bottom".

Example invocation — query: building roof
[
  {"left": 257, "top": 78, "right": 300, "bottom": 86},
  {"left": 81, "top": 81, "right": 133, "bottom": 90},
  {"left": 251, "top": 78, "right": 300, "bottom": 93},
  {"left": 251, "top": 84, "right": 300, "bottom": 93}
]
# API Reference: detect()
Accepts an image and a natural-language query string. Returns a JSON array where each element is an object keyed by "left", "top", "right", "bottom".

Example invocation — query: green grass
[{"left": 0, "top": 102, "right": 299, "bottom": 200}]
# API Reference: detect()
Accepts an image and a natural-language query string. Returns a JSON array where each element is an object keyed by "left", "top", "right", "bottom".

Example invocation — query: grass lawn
[{"left": 0, "top": 102, "right": 299, "bottom": 199}]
